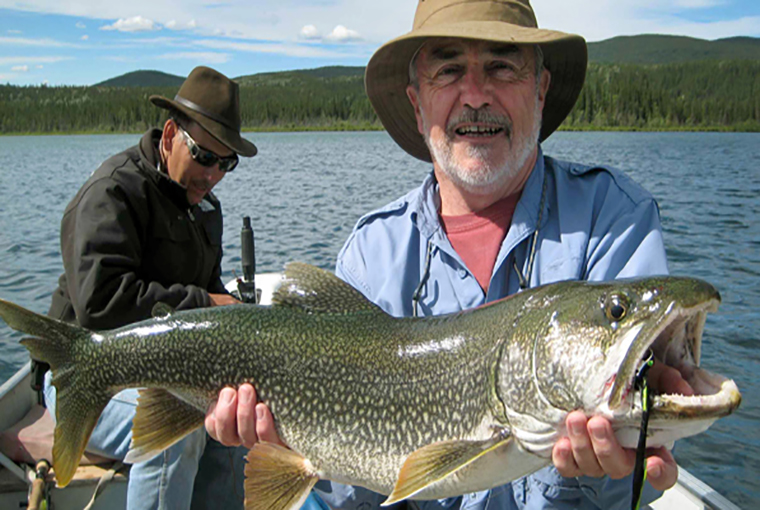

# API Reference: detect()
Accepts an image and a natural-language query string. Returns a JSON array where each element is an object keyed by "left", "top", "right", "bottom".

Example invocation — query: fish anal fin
[
  {"left": 272, "top": 262, "right": 383, "bottom": 315},
  {"left": 383, "top": 431, "right": 513, "bottom": 506},
  {"left": 52, "top": 384, "right": 111, "bottom": 487},
  {"left": 151, "top": 303, "right": 175, "bottom": 318},
  {"left": 244, "top": 442, "right": 319, "bottom": 510},
  {"left": 124, "top": 388, "right": 205, "bottom": 464}
]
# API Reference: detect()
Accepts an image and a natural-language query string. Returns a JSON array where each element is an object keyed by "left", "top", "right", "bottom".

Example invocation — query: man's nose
[{"left": 459, "top": 69, "right": 491, "bottom": 110}]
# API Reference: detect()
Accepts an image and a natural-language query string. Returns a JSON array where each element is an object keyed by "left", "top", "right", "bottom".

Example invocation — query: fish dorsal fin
[
  {"left": 272, "top": 262, "right": 382, "bottom": 314},
  {"left": 124, "top": 388, "right": 205, "bottom": 464},
  {"left": 382, "top": 430, "right": 513, "bottom": 506},
  {"left": 244, "top": 442, "right": 319, "bottom": 510},
  {"left": 151, "top": 303, "right": 175, "bottom": 318}
]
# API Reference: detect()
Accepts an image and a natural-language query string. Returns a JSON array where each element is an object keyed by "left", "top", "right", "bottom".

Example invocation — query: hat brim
[
  {"left": 150, "top": 95, "right": 258, "bottom": 157},
  {"left": 365, "top": 21, "right": 587, "bottom": 162}
]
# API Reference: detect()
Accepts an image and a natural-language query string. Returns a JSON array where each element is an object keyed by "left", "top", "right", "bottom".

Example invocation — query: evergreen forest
[{"left": 2, "top": 60, "right": 759, "bottom": 135}]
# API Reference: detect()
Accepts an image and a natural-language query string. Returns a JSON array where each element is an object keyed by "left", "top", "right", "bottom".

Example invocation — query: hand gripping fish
[{"left": 0, "top": 263, "right": 741, "bottom": 509}]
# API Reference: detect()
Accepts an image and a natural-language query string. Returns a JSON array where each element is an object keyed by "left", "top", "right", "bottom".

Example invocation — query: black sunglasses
[{"left": 179, "top": 126, "right": 239, "bottom": 173}]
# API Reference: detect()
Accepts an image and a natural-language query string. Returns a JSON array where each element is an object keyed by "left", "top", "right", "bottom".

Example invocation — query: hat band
[{"left": 173, "top": 95, "right": 236, "bottom": 131}]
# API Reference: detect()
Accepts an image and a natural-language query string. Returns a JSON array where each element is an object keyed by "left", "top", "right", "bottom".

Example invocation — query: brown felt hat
[
  {"left": 150, "top": 66, "right": 257, "bottom": 157},
  {"left": 365, "top": 0, "right": 588, "bottom": 162}
]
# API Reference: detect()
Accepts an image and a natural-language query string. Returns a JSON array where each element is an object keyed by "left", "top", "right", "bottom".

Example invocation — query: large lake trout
[{"left": 0, "top": 263, "right": 741, "bottom": 509}]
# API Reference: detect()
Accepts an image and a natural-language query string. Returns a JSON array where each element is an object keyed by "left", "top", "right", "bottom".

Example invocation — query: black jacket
[{"left": 48, "top": 129, "right": 228, "bottom": 330}]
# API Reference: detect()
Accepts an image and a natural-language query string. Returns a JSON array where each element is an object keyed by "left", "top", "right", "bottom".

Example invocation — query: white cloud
[
  {"left": 299, "top": 24, "right": 320, "bottom": 40},
  {"left": 100, "top": 16, "right": 161, "bottom": 33},
  {"left": 0, "top": 36, "right": 79, "bottom": 47},
  {"left": 42, "top": 80, "right": 49, "bottom": 85},
  {"left": 11, "top": 65, "right": 29, "bottom": 72},
  {"left": 164, "top": 18, "right": 196, "bottom": 31},
  {"left": 7, "top": 29, "right": 22, "bottom": 35},
  {"left": 0, "top": 56, "right": 71, "bottom": 65},
  {"left": 194, "top": 38, "right": 358, "bottom": 59},
  {"left": 157, "top": 51, "right": 230, "bottom": 64},
  {"left": 325, "top": 25, "right": 361, "bottom": 42},
  {"left": 36, "top": 65, "right": 43, "bottom": 69},
  {"left": 673, "top": 0, "right": 725, "bottom": 7},
  {"left": 81, "top": 35, "right": 89, "bottom": 41},
  {"left": 76, "top": 21, "right": 86, "bottom": 29}
]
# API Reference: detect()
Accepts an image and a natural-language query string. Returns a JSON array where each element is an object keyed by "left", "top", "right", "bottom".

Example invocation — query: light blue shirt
[{"left": 319, "top": 147, "right": 668, "bottom": 510}]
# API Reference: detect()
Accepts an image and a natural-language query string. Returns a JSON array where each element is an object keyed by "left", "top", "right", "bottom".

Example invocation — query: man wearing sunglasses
[{"left": 43, "top": 66, "right": 260, "bottom": 509}]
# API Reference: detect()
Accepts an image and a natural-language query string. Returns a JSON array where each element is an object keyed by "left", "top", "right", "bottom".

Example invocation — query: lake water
[{"left": 1, "top": 131, "right": 758, "bottom": 507}]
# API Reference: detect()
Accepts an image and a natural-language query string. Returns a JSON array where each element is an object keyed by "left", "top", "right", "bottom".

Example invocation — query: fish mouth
[{"left": 609, "top": 298, "right": 741, "bottom": 421}]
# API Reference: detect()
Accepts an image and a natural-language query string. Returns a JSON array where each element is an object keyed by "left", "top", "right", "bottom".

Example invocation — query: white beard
[{"left": 423, "top": 95, "right": 543, "bottom": 195}]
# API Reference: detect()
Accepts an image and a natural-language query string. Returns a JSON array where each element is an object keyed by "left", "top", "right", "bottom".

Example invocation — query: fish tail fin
[
  {"left": 0, "top": 298, "right": 112, "bottom": 487},
  {"left": 0, "top": 298, "right": 84, "bottom": 369}
]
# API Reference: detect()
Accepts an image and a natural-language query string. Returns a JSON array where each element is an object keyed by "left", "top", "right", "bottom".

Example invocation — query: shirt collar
[{"left": 412, "top": 145, "right": 548, "bottom": 239}]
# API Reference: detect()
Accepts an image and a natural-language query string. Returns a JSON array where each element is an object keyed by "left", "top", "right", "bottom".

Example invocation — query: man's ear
[
  {"left": 406, "top": 85, "right": 425, "bottom": 135},
  {"left": 162, "top": 118, "right": 177, "bottom": 154}
]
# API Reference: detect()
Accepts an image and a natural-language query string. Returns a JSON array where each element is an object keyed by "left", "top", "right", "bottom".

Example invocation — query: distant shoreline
[{"left": 2, "top": 124, "right": 758, "bottom": 137}]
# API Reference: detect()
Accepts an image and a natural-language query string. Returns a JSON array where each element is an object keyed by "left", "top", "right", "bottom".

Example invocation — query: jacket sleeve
[{"left": 62, "top": 178, "right": 211, "bottom": 330}]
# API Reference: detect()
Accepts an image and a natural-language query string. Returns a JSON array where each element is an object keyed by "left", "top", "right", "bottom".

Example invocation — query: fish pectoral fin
[
  {"left": 151, "top": 302, "right": 175, "bottom": 318},
  {"left": 244, "top": 442, "right": 319, "bottom": 510},
  {"left": 124, "top": 388, "right": 205, "bottom": 464},
  {"left": 382, "top": 431, "right": 513, "bottom": 506},
  {"left": 273, "top": 262, "right": 385, "bottom": 315}
]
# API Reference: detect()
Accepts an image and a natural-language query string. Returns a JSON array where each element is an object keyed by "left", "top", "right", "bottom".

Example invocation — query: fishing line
[{"left": 631, "top": 349, "right": 654, "bottom": 510}]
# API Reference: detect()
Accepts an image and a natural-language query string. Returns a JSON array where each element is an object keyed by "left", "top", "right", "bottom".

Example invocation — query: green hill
[
  {"left": 588, "top": 35, "right": 760, "bottom": 64},
  {"left": 94, "top": 70, "right": 185, "bottom": 87},
  {"left": 235, "top": 65, "right": 364, "bottom": 86}
]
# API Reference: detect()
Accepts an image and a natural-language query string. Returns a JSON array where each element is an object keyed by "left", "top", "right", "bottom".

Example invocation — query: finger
[
  {"left": 236, "top": 384, "right": 259, "bottom": 449},
  {"left": 205, "top": 400, "right": 219, "bottom": 441},
  {"left": 645, "top": 447, "right": 679, "bottom": 491},
  {"left": 255, "top": 403, "right": 286, "bottom": 447},
  {"left": 587, "top": 416, "right": 634, "bottom": 479},
  {"left": 566, "top": 412, "right": 604, "bottom": 477},
  {"left": 553, "top": 437, "right": 582, "bottom": 477},
  {"left": 215, "top": 387, "right": 242, "bottom": 446}
]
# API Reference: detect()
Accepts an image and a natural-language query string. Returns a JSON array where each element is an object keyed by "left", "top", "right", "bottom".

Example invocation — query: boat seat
[{"left": 0, "top": 404, "right": 113, "bottom": 466}]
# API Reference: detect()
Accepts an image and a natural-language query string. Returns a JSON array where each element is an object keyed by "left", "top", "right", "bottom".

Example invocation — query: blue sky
[{"left": 1, "top": 0, "right": 758, "bottom": 86}]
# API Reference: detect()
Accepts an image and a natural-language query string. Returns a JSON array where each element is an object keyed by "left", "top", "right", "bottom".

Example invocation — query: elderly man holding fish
[{"left": 207, "top": 0, "right": 692, "bottom": 508}]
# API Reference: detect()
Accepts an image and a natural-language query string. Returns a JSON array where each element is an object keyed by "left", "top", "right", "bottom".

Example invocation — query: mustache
[{"left": 446, "top": 107, "right": 512, "bottom": 137}]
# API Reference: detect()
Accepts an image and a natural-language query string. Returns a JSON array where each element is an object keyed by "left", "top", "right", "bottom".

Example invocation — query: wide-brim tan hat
[
  {"left": 151, "top": 66, "right": 257, "bottom": 157},
  {"left": 365, "top": 0, "right": 587, "bottom": 162}
]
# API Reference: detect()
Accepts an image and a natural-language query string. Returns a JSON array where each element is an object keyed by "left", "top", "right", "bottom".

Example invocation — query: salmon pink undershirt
[{"left": 439, "top": 193, "right": 520, "bottom": 293}]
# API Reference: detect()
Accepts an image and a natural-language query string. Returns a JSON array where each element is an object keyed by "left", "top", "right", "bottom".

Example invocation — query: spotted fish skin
[{"left": 0, "top": 263, "right": 739, "bottom": 505}]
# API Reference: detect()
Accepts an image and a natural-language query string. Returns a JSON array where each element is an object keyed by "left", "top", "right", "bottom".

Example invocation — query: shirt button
[{"left": 458, "top": 268, "right": 467, "bottom": 279}]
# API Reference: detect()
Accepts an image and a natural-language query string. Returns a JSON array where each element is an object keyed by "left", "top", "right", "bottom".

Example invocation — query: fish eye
[{"left": 605, "top": 294, "right": 629, "bottom": 322}]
